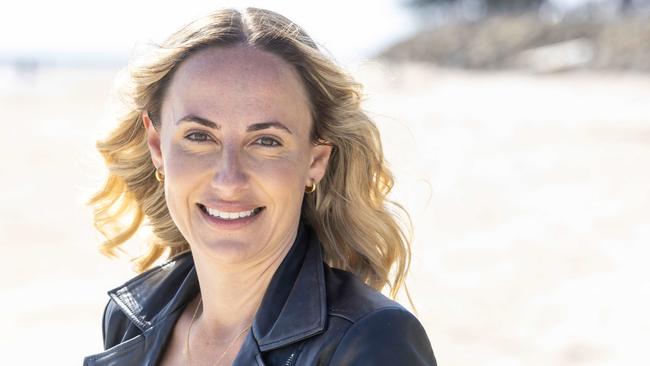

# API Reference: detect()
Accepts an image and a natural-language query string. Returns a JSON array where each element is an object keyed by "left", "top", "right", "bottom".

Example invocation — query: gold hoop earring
[
  {"left": 305, "top": 182, "right": 317, "bottom": 193},
  {"left": 155, "top": 169, "right": 164, "bottom": 182}
]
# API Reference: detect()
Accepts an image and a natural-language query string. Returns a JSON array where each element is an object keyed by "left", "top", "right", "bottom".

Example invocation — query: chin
[{"left": 197, "top": 237, "right": 258, "bottom": 264}]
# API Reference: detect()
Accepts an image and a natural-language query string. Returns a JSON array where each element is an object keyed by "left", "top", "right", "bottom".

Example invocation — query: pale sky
[{"left": 0, "top": 0, "right": 416, "bottom": 67}]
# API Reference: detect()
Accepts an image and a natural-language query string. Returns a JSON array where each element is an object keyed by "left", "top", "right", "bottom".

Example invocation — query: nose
[{"left": 210, "top": 144, "right": 249, "bottom": 196}]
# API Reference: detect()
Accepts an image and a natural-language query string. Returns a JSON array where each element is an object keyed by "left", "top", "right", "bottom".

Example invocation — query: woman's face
[{"left": 143, "top": 45, "right": 331, "bottom": 264}]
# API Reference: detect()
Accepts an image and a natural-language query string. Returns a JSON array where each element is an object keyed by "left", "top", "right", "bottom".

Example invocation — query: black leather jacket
[{"left": 83, "top": 222, "right": 436, "bottom": 365}]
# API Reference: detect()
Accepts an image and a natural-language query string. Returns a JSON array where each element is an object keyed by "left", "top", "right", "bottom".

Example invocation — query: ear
[
  {"left": 306, "top": 142, "right": 333, "bottom": 186},
  {"left": 142, "top": 111, "right": 163, "bottom": 171}
]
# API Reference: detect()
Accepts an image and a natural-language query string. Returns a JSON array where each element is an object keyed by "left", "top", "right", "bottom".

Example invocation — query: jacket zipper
[{"left": 284, "top": 352, "right": 295, "bottom": 366}]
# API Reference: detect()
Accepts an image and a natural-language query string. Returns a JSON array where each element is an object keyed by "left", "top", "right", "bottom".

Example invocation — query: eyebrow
[{"left": 176, "top": 114, "right": 293, "bottom": 134}]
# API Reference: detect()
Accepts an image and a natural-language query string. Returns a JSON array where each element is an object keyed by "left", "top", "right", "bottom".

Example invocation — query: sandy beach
[{"left": 1, "top": 62, "right": 648, "bottom": 365}]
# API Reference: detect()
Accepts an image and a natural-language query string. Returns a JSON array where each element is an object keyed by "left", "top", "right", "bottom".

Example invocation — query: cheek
[
  {"left": 161, "top": 145, "right": 212, "bottom": 220},
  {"left": 165, "top": 144, "right": 213, "bottom": 178},
  {"left": 248, "top": 154, "right": 309, "bottom": 197}
]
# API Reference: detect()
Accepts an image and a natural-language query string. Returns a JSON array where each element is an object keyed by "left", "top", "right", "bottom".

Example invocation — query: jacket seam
[
  {"left": 84, "top": 333, "right": 145, "bottom": 361},
  {"left": 328, "top": 304, "right": 403, "bottom": 324},
  {"left": 328, "top": 311, "right": 355, "bottom": 324},
  {"left": 325, "top": 306, "right": 406, "bottom": 366}
]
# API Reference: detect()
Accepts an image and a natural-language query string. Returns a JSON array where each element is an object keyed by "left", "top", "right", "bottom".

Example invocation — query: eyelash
[
  {"left": 255, "top": 136, "right": 282, "bottom": 147},
  {"left": 185, "top": 131, "right": 213, "bottom": 143},
  {"left": 184, "top": 131, "right": 282, "bottom": 147}
]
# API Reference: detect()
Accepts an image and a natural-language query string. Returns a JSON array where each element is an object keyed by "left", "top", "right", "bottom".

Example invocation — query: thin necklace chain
[{"left": 185, "top": 297, "right": 252, "bottom": 366}]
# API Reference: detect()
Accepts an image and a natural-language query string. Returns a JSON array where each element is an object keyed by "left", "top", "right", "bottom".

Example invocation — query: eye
[
  {"left": 185, "top": 131, "right": 214, "bottom": 143},
  {"left": 254, "top": 136, "right": 282, "bottom": 147}
]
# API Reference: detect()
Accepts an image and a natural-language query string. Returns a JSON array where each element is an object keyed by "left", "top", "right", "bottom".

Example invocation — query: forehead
[{"left": 162, "top": 45, "right": 312, "bottom": 131}]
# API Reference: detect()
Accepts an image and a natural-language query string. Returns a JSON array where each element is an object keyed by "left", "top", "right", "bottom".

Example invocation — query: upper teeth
[{"left": 205, "top": 206, "right": 258, "bottom": 220}]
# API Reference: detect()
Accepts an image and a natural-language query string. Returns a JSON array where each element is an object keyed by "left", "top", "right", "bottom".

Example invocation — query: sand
[{"left": 1, "top": 61, "right": 648, "bottom": 365}]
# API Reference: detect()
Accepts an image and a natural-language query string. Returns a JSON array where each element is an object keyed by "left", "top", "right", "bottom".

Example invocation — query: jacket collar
[
  {"left": 106, "top": 220, "right": 327, "bottom": 351},
  {"left": 252, "top": 222, "right": 327, "bottom": 351}
]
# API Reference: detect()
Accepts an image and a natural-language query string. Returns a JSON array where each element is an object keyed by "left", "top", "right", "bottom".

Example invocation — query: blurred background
[{"left": 1, "top": 0, "right": 648, "bottom": 365}]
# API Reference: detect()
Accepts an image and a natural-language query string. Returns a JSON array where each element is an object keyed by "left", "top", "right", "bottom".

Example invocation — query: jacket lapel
[
  {"left": 251, "top": 223, "right": 327, "bottom": 351},
  {"left": 107, "top": 251, "right": 199, "bottom": 333}
]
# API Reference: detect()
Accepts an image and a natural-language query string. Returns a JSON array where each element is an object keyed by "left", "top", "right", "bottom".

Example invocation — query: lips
[
  {"left": 197, "top": 203, "right": 265, "bottom": 221},
  {"left": 197, "top": 202, "right": 265, "bottom": 230}
]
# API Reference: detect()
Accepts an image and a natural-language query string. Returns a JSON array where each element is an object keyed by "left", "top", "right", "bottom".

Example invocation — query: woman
[{"left": 83, "top": 7, "right": 436, "bottom": 366}]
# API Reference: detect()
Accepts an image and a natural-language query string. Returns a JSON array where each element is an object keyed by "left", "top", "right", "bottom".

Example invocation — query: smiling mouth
[{"left": 198, "top": 203, "right": 265, "bottom": 220}]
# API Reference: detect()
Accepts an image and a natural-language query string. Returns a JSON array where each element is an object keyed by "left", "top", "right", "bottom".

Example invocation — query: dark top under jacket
[{"left": 82, "top": 220, "right": 437, "bottom": 365}]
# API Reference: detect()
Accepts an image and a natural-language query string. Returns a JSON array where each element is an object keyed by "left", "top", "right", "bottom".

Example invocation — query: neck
[{"left": 189, "top": 229, "right": 297, "bottom": 338}]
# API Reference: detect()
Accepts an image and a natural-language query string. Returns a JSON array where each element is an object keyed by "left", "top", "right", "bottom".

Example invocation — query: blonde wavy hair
[{"left": 89, "top": 7, "right": 413, "bottom": 299}]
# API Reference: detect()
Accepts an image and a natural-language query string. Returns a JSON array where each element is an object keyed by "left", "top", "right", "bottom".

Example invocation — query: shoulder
[
  {"left": 324, "top": 266, "right": 398, "bottom": 318},
  {"left": 322, "top": 266, "right": 437, "bottom": 366}
]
